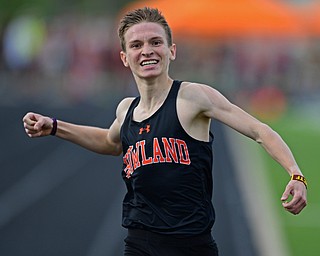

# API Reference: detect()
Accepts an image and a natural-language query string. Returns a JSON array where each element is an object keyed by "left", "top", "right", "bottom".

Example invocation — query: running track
[{"left": 0, "top": 104, "right": 257, "bottom": 256}]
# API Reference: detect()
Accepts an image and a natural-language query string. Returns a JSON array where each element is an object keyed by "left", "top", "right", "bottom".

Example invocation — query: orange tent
[
  {"left": 120, "top": 0, "right": 305, "bottom": 38},
  {"left": 292, "top": 2, "right": 320, "bottom": 36}
]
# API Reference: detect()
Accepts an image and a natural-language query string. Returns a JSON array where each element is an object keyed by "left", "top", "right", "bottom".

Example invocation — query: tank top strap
[
  {"left": 124, "top": 96, "right": 140, "bottom": 121},
  {"left": 124, "top": 80, "right": 182, "bottom": 121},
  {"left": 167, "top": 80, "right": 183, "bottom": 100}
]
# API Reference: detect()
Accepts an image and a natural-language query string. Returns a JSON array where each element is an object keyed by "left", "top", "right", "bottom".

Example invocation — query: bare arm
[
  {"left": 187, "top": 83, "right": 307, "bottom": 214},
  {"left": 54, "top": 119, "right": 122, "bottom": 155},
  {"left": 23, "top": 98, "right": 134, "bottom": 156}
]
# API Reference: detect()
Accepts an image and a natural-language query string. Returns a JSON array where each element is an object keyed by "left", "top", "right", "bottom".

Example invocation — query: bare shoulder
[
  {"left": 179, "top": 81, "right": 224, "bottom": 108},
  {"left": 180, "top": 81, "right": 221, "bottom": 97},
  {"left": 116, "top": 97, "right": 135, "bottom": 122},
  {"left": 179, "top": 81, "right": 203, "bottom": 96}
]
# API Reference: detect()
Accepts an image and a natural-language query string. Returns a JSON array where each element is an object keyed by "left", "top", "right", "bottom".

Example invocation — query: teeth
[{"left": 141, "top": 60, "right": 157, "bottom": 66}]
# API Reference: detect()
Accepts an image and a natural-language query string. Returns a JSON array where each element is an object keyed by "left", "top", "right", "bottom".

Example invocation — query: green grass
[{"left": 260, "top": 110, "right": 320, "bottom": 256}]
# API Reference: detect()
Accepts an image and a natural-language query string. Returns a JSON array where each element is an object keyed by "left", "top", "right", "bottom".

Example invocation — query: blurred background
[{"left": 0, "top": 0, "right": 319, "bottom": 255}]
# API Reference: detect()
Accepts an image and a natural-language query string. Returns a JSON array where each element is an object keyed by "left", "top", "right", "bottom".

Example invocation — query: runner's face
[{"left": 120, "top": 22, "right": 176, "bottom": 80}]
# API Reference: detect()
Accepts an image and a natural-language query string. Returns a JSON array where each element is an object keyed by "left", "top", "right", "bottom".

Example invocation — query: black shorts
[{"left": 124, "top": 229, "right": 219, "bottom": 256}]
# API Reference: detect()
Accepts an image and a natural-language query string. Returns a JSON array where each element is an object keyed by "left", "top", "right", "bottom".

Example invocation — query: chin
[{"left": 139, "top": 71, "right": 162, "bottom": 79}]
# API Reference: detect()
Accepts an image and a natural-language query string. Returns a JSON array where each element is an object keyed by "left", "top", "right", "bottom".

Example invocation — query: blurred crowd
[
  {"left": 1, "top": 12, "right": 320, "bottom": 112},
  {"left": 0, "top": 13, "right": 132, "bottom": 107}
]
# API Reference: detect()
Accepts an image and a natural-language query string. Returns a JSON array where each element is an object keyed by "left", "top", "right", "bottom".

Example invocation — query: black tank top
[{"left": 120, "top": 80, "right": 215, "bottom": 236}]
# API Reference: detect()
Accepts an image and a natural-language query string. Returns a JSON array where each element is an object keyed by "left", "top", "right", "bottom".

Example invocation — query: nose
[{"left": 142, "top": 44, "right": 154, "bottom": 57}]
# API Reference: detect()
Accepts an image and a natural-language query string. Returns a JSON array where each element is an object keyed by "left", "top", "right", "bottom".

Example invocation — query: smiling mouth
[{"left": 140, "top": 60, "right": 159, "bottom": 66}]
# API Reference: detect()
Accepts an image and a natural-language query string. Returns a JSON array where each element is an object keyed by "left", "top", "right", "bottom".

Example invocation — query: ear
[
  {"left": 169, "top": 43, "right": 176, "bottom": 61},
  {"left": 120, "top": 51, "right": 129, "bottom": 67}
]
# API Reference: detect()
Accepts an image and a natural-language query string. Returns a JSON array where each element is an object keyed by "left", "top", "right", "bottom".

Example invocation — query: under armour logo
[{"left": 139, "top": 124, "right": 150, "bottom": 134}]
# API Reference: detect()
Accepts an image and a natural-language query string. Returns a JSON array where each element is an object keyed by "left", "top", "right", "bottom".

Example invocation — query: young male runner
[{"left": 23, "top": 7, "right": 307, "bottom": 256}]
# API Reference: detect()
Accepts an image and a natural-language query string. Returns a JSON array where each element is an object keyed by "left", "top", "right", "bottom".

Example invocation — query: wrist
[
  {"left": 291, "top": 174, "right": 307, "bottom": 189},
  {"left": 50, "top": 118, "right": 57, "bottom": 136}
]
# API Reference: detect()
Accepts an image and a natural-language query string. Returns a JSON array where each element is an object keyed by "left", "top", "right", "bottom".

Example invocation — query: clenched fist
[{"left": 23, "top": 112, "right": 55, "bottom": 137}]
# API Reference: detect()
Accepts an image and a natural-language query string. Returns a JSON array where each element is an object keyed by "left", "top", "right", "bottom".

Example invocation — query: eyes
[
  {"left": 129, "top": 39, "right": 164, "bottom": 49},
  {"left": 152, "top": 40, "right": 162, "bottom": 46},
  {"left": 129, "top": 43, "right": 141, "bottom": 49}
]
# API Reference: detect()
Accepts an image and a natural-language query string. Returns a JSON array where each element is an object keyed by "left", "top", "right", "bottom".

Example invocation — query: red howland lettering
[
  {"left": 123, "top": 137, "right": 191, "bottom": 178},
  {"left": 162, "top": 137, "right": 178, "bottom": 163},
  {"left": 123, "top": 146, "right": 134, "bottom": 178},
  {"left": 131, "top": 142, "right": 141, "bottom": 169},
  {"left": 140, "top": 140, "right": 153, "bottom": 165},
  {"left": 176, "top": 139, "right": 191, "bottom": 165},
  {"left": 153, "top": 138, "right": 165, "bottom": 163}
]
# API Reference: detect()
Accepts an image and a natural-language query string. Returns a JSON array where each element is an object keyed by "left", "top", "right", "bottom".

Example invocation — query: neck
[{"left": 135, "top": 76, "right": 173, "bottom": 110}]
